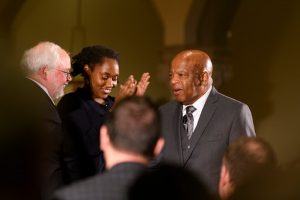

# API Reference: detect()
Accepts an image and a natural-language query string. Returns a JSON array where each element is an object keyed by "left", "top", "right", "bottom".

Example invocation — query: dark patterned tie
[{"left": 186, "top": 106, "right": 196, "bottom": 140}]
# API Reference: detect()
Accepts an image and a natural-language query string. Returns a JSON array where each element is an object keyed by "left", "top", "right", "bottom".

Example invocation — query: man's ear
[
  {"left": 219, "top": 163, "right": 230, "bottom": 187},
  {"left": 84, "top": 64, "right": 91, "bottom": 75},
  {"left": 219, "top": 162, "right": 233, "bottom": 200},
  {"left": 100, "top": 125, "right": 110, "bottom": 151},
  {"left": 200, "top": 71, "right": 209, "bottom": 86},
  {"left": 39, "top": 66, "right": 48, "bottom": 80},
  {"left": 154, "top": 137, "right": 165, "bottom": 156}
]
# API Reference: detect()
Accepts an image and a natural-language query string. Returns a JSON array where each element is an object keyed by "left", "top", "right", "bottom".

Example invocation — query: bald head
[
  {"left": 172, "top": 50, "right": 213, "bottom": 75},
  {"left": 169, "top": 49, "right": 213, "bottom": 105}
]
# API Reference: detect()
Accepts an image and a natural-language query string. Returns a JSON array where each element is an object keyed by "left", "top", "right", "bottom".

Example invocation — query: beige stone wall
[
  {"left": 10, "top": 0, "right": 166, "bottom": 100},
  {"left": 225, "top": 0, "right": 300, "bottom": 163}
]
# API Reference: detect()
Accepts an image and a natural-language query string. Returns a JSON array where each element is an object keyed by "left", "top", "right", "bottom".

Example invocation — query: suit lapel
[
  {"left": 183, "top": 87, "right": 219, "bottom": 164},
  {"left": 173, "top": 103, "right": 185, "bottom": 164}
]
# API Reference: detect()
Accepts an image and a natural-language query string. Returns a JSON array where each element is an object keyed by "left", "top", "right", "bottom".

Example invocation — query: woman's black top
[{"left": 57, "top": 87, "right": 114, "bottom": 184}]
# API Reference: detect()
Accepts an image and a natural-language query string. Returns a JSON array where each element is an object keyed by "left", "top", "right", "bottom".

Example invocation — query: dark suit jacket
[
  {"left": 0, "top": 76, "right": 63, "bottom": 200},
  {"left": 53, "top": 162, "right": 146, "bottom": 200},
  {"left": 25, "top": 79, "right": 64, "bottom": 199},
  {"left": 57, "top": 87, "right": 114, "bottom": 184},
  {"left": 159, "top": 87, "right": 256, "bottom": 193}
]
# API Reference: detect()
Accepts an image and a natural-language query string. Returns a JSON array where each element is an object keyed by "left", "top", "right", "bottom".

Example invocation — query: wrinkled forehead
[
  {"left": 172, "top": 51, "right": 211, "bottom": 71},
  {"left": 171, "top": 53, "right": 206, "bottom": 69}
]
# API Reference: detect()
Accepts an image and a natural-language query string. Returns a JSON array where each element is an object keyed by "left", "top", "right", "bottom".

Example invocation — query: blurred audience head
[
  {"left": 219, "top": 136, "right": 277, "bottom": 200},
  {"left": 129, "top": 163, "right": 215, "bottom": 200},
  {"left": 100, "top": 96, "right": 164, "bottom": 169}
]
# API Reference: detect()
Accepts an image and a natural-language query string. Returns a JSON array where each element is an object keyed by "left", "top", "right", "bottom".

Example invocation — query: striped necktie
[{"left": 185, "top": 106, "right": 196, "bottom": 139}]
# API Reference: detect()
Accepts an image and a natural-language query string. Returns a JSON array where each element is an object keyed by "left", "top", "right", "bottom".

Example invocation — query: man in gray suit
[
  {"left": 53, "top": 96, "right": 164, "bottom": 200},
  {"left": 159, "top": 49, "right": 256, "bottom": 195}
]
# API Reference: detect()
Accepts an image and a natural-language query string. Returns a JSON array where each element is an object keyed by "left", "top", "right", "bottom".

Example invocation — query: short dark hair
[
  {"left": 71, "top": 45, "right": 120, "bottom": 77},
  {"left": 224, "top": 136, "right": 277, "bottom": 188},
  {"left": 104, "top": 96, "right": 161, "bottom": 159}
]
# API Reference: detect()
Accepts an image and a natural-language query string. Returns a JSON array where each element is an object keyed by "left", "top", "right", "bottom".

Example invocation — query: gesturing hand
[
  {"left": 112, "top": 73, "right": 150, "bottom": 111},
  {"left": 136, "top": 72, "right": 150, "bottom": 96},
  {"left": 115, "top": 75, "right": 137, "bottom": 101}
]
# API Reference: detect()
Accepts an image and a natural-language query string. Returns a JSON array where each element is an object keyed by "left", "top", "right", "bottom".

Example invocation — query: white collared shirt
[{"left": 182, "top": 86, "right": 212, "bottom": 132}]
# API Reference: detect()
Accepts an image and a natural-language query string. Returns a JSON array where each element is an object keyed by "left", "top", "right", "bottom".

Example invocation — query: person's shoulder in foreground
[{"left": 53, "top": 96, "right": 164, "bottom": 200}]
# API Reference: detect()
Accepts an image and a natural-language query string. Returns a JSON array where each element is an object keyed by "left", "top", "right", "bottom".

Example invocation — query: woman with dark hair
[{"left": 57, "top": 45, "right": 150, "bottom": 185}]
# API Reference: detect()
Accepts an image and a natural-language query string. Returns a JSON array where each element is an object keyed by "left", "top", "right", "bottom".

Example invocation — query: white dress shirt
[{"left": 182, "top": 86, "right": 212, "bottom": 132}]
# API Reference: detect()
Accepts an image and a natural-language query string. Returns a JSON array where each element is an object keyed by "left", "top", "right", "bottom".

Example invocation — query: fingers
[
  {"left": 127, "top": 75, "right": 138, "bottom": 88},
  {"left": 140, "top": 72, "right": 150, "bottom": 83},
  {"left": 136, "top": 72, "right": 150, "bottom": 96},
  {"left": 126, "top": 75, "right": 137, "bottom": 92},
  {"left": 116, "top": 75, "right": 137, "bottom": 100},
  {"left": 115, "top": 72, "right": 150, "bottom": 102}
]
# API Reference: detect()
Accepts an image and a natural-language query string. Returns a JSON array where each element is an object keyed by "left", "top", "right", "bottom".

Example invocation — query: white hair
[{"left": 20, "top": 41, "right": 65, "bottom": 75}]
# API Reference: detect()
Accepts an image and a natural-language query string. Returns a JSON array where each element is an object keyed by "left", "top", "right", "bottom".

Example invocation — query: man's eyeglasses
[{"left": 56, "top": 69, "right": 72, "bottom": 79}]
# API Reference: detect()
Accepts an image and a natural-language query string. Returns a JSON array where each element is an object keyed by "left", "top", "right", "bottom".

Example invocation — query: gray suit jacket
[
  {"left": 159, "top": 87, "right": 255, "bottom": 193},
  {"left": 53, "top": 162, "right": 146, "bottom": 200}
]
